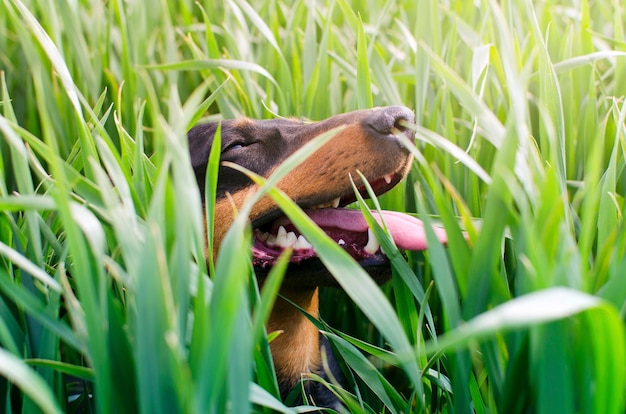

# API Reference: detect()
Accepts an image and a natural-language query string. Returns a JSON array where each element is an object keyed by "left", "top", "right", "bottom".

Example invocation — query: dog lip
[
  {"left": 334, "top": 171, "right": 403, "bottom": 207},
  {"left": 253, "top": 255, "right": 393, "bottom": 288}
]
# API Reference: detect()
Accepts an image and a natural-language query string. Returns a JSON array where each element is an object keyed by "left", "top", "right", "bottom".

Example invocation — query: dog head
[{"left": 188, "top": 106, "right": 426, "bottom": 285}]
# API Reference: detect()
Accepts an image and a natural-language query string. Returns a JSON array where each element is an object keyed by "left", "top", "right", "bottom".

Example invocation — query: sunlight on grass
[{"left": 1, "top": 0, "right": 626, "bottom": 412}]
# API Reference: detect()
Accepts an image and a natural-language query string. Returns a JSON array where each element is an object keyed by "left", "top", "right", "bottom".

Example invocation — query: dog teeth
[
  {"left": 260, "top": 226, "right": 382, "bottom": 255},
  {"left": 331, "top": 197, "right": 340, "bottom": 208},
  {"left": 262, "top": 226, "right": 312, "bottom": 250},
  {"left": 363, "top": 228, "right": 380, "bottom": 254},
  {"left": 383, "top": 174, "right": 393, "bottom": 184}
]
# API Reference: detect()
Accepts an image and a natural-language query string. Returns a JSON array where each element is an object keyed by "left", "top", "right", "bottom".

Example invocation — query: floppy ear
[
  {"left": 188, "top": 122, "right": 220, "bottom": 198},
  {"left": 188, "top": 122, "right": 219, "bottom": 169}
]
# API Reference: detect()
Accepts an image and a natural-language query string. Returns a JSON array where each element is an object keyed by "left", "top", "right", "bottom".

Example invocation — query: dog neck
[{"left": 266, "top": 286, "right": 321, "bottom": 394}]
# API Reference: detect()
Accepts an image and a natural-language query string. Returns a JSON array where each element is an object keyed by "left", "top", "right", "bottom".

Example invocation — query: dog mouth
[{"left": 250, "top": 171, "right": 448, "bottom": 270}]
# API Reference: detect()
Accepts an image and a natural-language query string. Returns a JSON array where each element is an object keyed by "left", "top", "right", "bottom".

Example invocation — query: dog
[{"left": 188, "top": 106, "right": 448, "bottom": 408}]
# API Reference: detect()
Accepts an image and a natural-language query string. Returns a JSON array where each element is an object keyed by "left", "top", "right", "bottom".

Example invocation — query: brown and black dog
[{"left": 188, "top": 106, "right": 447, "bottom": 408}]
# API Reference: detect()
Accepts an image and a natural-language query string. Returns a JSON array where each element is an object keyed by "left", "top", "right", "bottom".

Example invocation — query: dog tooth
[
  {"left": 277, "top": 226, "right": 287, "bottom": 238},
  {"left": 293, "top": 235, "right": 303, "bottom": 249},
  {"left": 285, "top": 231, "right": 297, "bottom": 247},
  {"left": 266, "top": 234, "right": 277, "bottom": 246},
  {"left": 383, "top": 174, "right": 393, "bottom": 184},
  {"left": 274, "top": 226, "right": 292, "bottom": 248},
  {"left": 363, "top": 228, "right": 380, "bottom": 254},
  {"left": 294, "top": 235, "right": 313, "bottom": 250},
  {"left": 337, "top": 239, "right": 345, "bottom": 246},
  {"left": 331, "top": 198, "right": 340, "bottom": 208}
]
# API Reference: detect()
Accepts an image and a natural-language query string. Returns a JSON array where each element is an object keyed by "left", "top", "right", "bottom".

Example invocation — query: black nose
[{"left": 366, "top": 106, "right": 415, "bottom": 138}]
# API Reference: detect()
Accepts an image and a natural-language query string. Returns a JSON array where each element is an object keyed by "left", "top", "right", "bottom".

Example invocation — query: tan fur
[
  {"left": 231, "top": 117, "right": 253, "bottom": 128},
  {"left": 266, "top": 288, "right": 321, "bottom": 388}
]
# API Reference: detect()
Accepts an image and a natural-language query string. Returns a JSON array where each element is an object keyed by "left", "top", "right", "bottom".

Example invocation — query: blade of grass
[
  {"left": 0, "top": 348, "right": 61, "bottom": 413},
  {"left": 356, "top": 16, "right": 373, "bottom": 109}
]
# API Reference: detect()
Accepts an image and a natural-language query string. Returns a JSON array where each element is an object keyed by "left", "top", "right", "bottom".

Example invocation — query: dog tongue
[{"left": 275, "top": 208, "right": 448, "bottom": 250}]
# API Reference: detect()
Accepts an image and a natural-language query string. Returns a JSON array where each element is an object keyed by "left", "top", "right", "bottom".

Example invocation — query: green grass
[{"left": 1, "top": 0, "right": 626, "bottom": 412}]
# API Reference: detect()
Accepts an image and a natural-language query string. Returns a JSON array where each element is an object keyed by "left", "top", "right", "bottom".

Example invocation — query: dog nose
[{"left": 366, "top": 106, "right": 416, "bottom": 139}]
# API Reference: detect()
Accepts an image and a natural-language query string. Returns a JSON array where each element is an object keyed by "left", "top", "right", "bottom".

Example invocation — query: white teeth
[
  {"left": 331, "top": 197, "right": 341, "bottom": 208},
  {"left": 260, "top": 226, "right": 382, "bottom": 255},
  {"left": 363, "top": 228, "right": 380, "bottom": 254},
  {"left": 383, "top": 174, "right": 393, "bottom": 184},
  {"left": 263, "top": 226, "right": 312, "bottom": 250},
  {"left": 276, "top": 226, "right": 295, "bottom": 248}
]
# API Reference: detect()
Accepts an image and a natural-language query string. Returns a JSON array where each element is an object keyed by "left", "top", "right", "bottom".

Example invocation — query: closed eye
[
  {"left": 223, "top": 141, "right": 250, "bottom": 152},
  {"left": 224, "top": 143, "right": 243, "bottom": 151}
]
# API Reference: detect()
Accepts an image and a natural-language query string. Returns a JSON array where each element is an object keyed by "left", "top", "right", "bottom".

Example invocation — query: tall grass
[{"left": 1, "top": 0, "right": 625, "bottom": 412}]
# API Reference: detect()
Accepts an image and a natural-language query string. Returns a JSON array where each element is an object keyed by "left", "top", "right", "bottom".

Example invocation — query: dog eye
[
  {"left": 223, "top": 141, "right": 248, "bottom": 153},
  {"left": 226, "top": 143, "right": 243, "bottom": 151}
]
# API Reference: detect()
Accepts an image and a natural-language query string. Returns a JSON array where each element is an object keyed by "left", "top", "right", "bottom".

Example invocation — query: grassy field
[{"left": 1, "top": 0, "right": 626, "bottom": 412}]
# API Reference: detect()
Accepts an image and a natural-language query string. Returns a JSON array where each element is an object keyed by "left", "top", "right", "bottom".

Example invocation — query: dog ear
[
  {"left": 188, "top": 122, "right": 220, "bottom": 199},
  {"left": 188, "top": 122, "right": 220, "bottom": 171}
]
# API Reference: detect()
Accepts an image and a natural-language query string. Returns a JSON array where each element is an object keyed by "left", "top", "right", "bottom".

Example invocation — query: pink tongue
[{"left": 275, "top": 208, "right": 448, "bottom": 250}]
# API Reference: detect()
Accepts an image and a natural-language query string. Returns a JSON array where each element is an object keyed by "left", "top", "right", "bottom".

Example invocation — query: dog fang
[
  {"left": 363, "top": 228, "right": 381, "bottom": 254},
  {"left": 383, "top": 174, "right": 393, "bottom": 184}
]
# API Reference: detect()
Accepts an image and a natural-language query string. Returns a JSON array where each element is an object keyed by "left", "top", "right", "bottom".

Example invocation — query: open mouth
[{"left": 251, "top": 171, "right": 448, "bottom": 270}]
